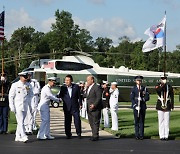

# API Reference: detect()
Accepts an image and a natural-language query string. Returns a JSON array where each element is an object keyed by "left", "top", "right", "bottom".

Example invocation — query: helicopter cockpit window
[{"left": 55, "top": 61, "right": 93, "bottom": 71}]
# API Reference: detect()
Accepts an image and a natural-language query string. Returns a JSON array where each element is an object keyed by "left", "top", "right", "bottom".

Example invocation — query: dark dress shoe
[
  {"left": 164, "top": 138, "right": 168, "bottom": 141},
  {"left": 160, "top": 138, "right": 164, "bottom": 141},
  {"left": 135, "top": 137, "right": 139, "bottom": 140},
  {"left": 3, "top": 131, "right": 8, "bottom": 135},
  {"left": 139, "top": 137, "right": 144, "bottom": 140},
  {"left": 66, "top": 136, "right": 72, "bottom": 139},
  {"left": 90, "top": 137, "right": 99, "bottom": 141},
  {"left": 78, "top": 135, "right": 81, "bottom": 139}
]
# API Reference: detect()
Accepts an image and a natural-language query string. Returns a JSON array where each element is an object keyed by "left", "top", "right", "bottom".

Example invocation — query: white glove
[
  {"left": 1, "top": 76, "right": 5, "bottom": 81},
  {"left": 11, "top": 108, "right": 16, "bottom": 113},
  {"left": 135, "top": 106, "right": 140, "bottom": 111},
  {"left": 137, "top": 97, "right": 141, "bottom": 101}
]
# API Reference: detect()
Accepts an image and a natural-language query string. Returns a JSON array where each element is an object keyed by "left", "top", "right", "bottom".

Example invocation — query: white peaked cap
[
  {"left": 111, "top": 82, "right": 117, "bottom": 85},
  {"left": 48, "top": 77, "right": 57, "bottom": 81},
  {"left": 18, "top": 72, "right": 28, "bottom": 76},
  {"left": 102, "top": 80, "right": 108, "bottom": 84}
]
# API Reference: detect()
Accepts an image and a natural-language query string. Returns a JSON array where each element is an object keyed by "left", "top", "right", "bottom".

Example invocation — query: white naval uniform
[
  {"left": 109, "top": 88, "right": 119, "bottom": 131},
  {"left": 37, "top": 84, "right": 59, "bottom": 138},
  {"left": 9, "top": 80, "right": 33, "bottom": 141},
  {"left": 24, "top": 79, "right": 41, "bottom": 132}
]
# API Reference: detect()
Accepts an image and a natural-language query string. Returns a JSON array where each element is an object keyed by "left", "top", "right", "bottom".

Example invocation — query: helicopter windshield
[{"left": 55, "top": 61, "right": 93, "bottom": 71}]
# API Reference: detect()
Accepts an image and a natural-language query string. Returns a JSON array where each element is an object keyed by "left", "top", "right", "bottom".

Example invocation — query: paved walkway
[{"left": 36, "top": 108, "right": 112, "bottom": 138}]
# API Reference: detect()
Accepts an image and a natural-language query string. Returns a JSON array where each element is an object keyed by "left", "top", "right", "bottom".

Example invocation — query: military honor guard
[
  {"left": 9, "top": 72, "right": 33, "bottom": 142},
  {"left": 0, "top": 72, "right": 10, "bottom": 134},
  {"left": 109, "top": 82, "right": 119, "bottom": 131},
  {"left": 101, "top": 81, "right": 110, "bottom": 128},
  {"left": 37, "top": 77, "right": 60, "bottom": 140},
  {"left": 130, "top": 76, "right": 149, "bottom": 140},
  {"left": 155, "top": 76, "right": 174, "bottom": 141}
]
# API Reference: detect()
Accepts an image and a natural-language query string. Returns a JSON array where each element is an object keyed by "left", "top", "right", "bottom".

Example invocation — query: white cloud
[
  {"left": 74, "top": 17, "right": 137, "bottom": 45},
  {"left": 41, "top": 17, "right": 55, "bottom": 32},
  {"left": 88, "top": 0, "right": 105, "bottom": 5},
  {"left": 5, "top": 8, "right": 36, "bottom": 39}
]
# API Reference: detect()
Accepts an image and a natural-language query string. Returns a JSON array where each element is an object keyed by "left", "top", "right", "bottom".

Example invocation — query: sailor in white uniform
[
  {"left": 109, "top": 82, "right": 119, "bottom": 131},
  {"left": 9, "top": 72, "right": 33, "bottom": 143},
  {"left": 37, "top": 77, "right": 60, "bottom": 140}
]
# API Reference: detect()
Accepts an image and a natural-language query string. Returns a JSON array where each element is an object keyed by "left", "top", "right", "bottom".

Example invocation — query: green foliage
[{"left": 1, "top": 10, "right": 180, "bottom": 82}]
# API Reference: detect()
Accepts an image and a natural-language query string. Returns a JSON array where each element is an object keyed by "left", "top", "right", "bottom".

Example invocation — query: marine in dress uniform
[
  {"left": 37, "top": 77, "right": 60, "bottom": 140},
  {"left": 9, "top": 72, "right": 33, "bottom": 142},
  {"left": 130, "top": 76, "right": 149, "bottom": 140},
  {"left": 109, "top": 82, "right": 119, "bottom": 131},
  {"left": 155, "top": 76, "right": 174, "bottom": 141},
  {"left": 0, "top": 73, "right": 11, "bottom": 134},
  {"left": 102, "top": 81, "right": 110, "bottom": 128}
]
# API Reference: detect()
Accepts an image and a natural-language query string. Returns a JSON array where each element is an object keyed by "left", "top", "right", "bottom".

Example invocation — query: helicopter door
[
  {"left": 97, "top": 75, "right": 107, "bottom": 84},
  {"left": 34, "top": 71, "right": 46, "bottom": 88}
]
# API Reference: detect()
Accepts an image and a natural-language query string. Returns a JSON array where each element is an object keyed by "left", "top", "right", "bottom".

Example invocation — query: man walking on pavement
[
  {"left": 9, "top": 72, "right": 33, "bottom": 143},
  {"left": 59, "top": 75, "right": 82, "bottom": 139}
]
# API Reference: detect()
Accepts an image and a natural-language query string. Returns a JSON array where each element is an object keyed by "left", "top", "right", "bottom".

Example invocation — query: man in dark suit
[
  {"left": 59, "top": 75, "right": 82, "bottom": 139},
  {"left": 86, "top": 75, "right": 102, "bottom": 141}
]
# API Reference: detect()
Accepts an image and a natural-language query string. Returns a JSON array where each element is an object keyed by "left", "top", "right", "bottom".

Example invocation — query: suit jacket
[
  {"left": 0, "top": 80, "right": 11, "bottom": 107},
  {"left": 59, "top": 84, "right": 82, "bottom": 112},
  {"left": 86, "top": 84, "right": 102, "bottom": 111},
  {"left": 130, "top": 85, "right": 149, "bottom": 110}
]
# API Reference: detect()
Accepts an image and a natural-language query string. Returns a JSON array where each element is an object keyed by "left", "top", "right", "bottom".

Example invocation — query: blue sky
[{"left": 1, "top": 0, "right": 180, "bottom": 51}]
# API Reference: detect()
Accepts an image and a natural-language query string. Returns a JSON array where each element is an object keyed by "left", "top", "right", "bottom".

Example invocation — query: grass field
[
  {"left": 101, "top": 110, "right": 180, "bottom": 140},
  {"left": 120, "top": 94, "right": 180, "bottom": 106},
  {"left": 8, "top": 112, "right": 17, "bottom": 134}
]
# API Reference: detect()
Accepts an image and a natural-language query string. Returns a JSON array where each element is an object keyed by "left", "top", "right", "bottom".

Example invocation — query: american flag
[{"left": 0, "top": 11, "right": 5, "bottom": 41}]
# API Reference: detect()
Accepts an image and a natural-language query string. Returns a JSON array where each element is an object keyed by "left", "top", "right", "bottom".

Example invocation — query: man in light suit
[
  {"left": 86, "top": 75, "right": 102, "bottom": 141},
  {"left": 59, "top": 75, "right": 82, "bottom": 139}
]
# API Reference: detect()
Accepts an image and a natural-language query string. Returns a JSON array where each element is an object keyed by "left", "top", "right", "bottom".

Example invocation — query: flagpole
[
  {"left": 1, "top": 7, "right": 5, "bottom": 98},
  {"left": 163, "top": 11, "right": 167, "bottom": 77}
]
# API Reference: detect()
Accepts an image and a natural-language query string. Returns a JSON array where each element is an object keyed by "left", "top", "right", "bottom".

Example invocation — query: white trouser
[
  {"left": 158, "top": 110, "right": 170, "bottom": 139},
  {"left": 32, "top": 95, "right": 39, "bottom": 129},
  {"left": 24, "top": 103, "right": 33, "bottom": 133},
  {"left": 37, "top": 106, "right": 50, "bottom": 138},
  {"left": 15, "top": 110, "right": 28, "bottom": 139},
  {"left": 81, "top": 99, "right": 88, "bottom": 119},
  {"left": 103, "top": 107, "right": 110, "bottom": 128},
  {"left": 110, "top": 107, "right": 118, "bottom": 131}
]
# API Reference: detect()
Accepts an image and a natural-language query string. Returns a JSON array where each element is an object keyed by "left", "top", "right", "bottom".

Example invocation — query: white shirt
[
  {"left": 67, "top": 85, "right": 72, "bottom": 98},
  {"left": 38, "top": 84, "right": 59, "bottom": 111},
  {"left": 87, "top": 83, "right": 94, "bottom": 95}
]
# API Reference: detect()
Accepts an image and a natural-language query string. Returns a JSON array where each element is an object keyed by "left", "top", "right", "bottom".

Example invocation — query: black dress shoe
[
  {"left": 164, "top": 138, "right": 168, "bottom": 141},
  {"left": 139, "top": 137, "right": 144, "bottom": 140},
  {"left": 91, "top": 137, "right": 99, "bottom": 141},
  {"left": 135, "top": 137, "right": 139, "bottom": 140},
  {"left": 66, "top": 136, "right": 72, "bottom": 139},
  {"left": 3, "top": 131, "right": 8, "bottom": 135},
  {"left": 160, "top": 138, "right": 164, "bottom": 141},
  {"left": 78, "top": 135, "right": 81, "bottom": 139}
]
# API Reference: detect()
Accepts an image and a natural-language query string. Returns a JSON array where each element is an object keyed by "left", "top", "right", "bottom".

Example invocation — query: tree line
[{"left": 1, "top": 10, "right": 180, "bottom": 81}]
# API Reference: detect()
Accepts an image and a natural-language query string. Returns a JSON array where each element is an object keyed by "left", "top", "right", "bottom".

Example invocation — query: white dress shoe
[
  {"left": 15, "top": 137, "right": 23, "bottom": 142},
  {"left": 46, "top": 135, "right": 55, "bottom": 140},
  {"left": 21, "top": 136, "right": 28, "bottom": 143}
]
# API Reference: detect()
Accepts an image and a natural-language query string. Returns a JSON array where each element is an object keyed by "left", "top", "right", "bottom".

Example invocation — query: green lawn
[
  {"left": 101, "top": 110, "right": 180, "bottom": 140},
  {"left": 8, "top": 112, "right": 17, "bottom": 134},
  {"left": 120, "top": 94, "right": 180, "bottom": 106}
]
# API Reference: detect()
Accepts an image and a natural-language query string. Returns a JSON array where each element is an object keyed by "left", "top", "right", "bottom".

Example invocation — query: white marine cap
[
  {"left": 111, "top": 82, "right": 117, "bottom": 85},
  {"left": 79, "top": 81, "right": 85, "bottom": 84},
  {"left": 102, "top": 80, "right": 108, "bottom": 84},
  {"left": 18, "top": 72, "right": 28, "bottom": 76},
  {"left": 47, "top": 77, "right": 57, "bottom": 81}
]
